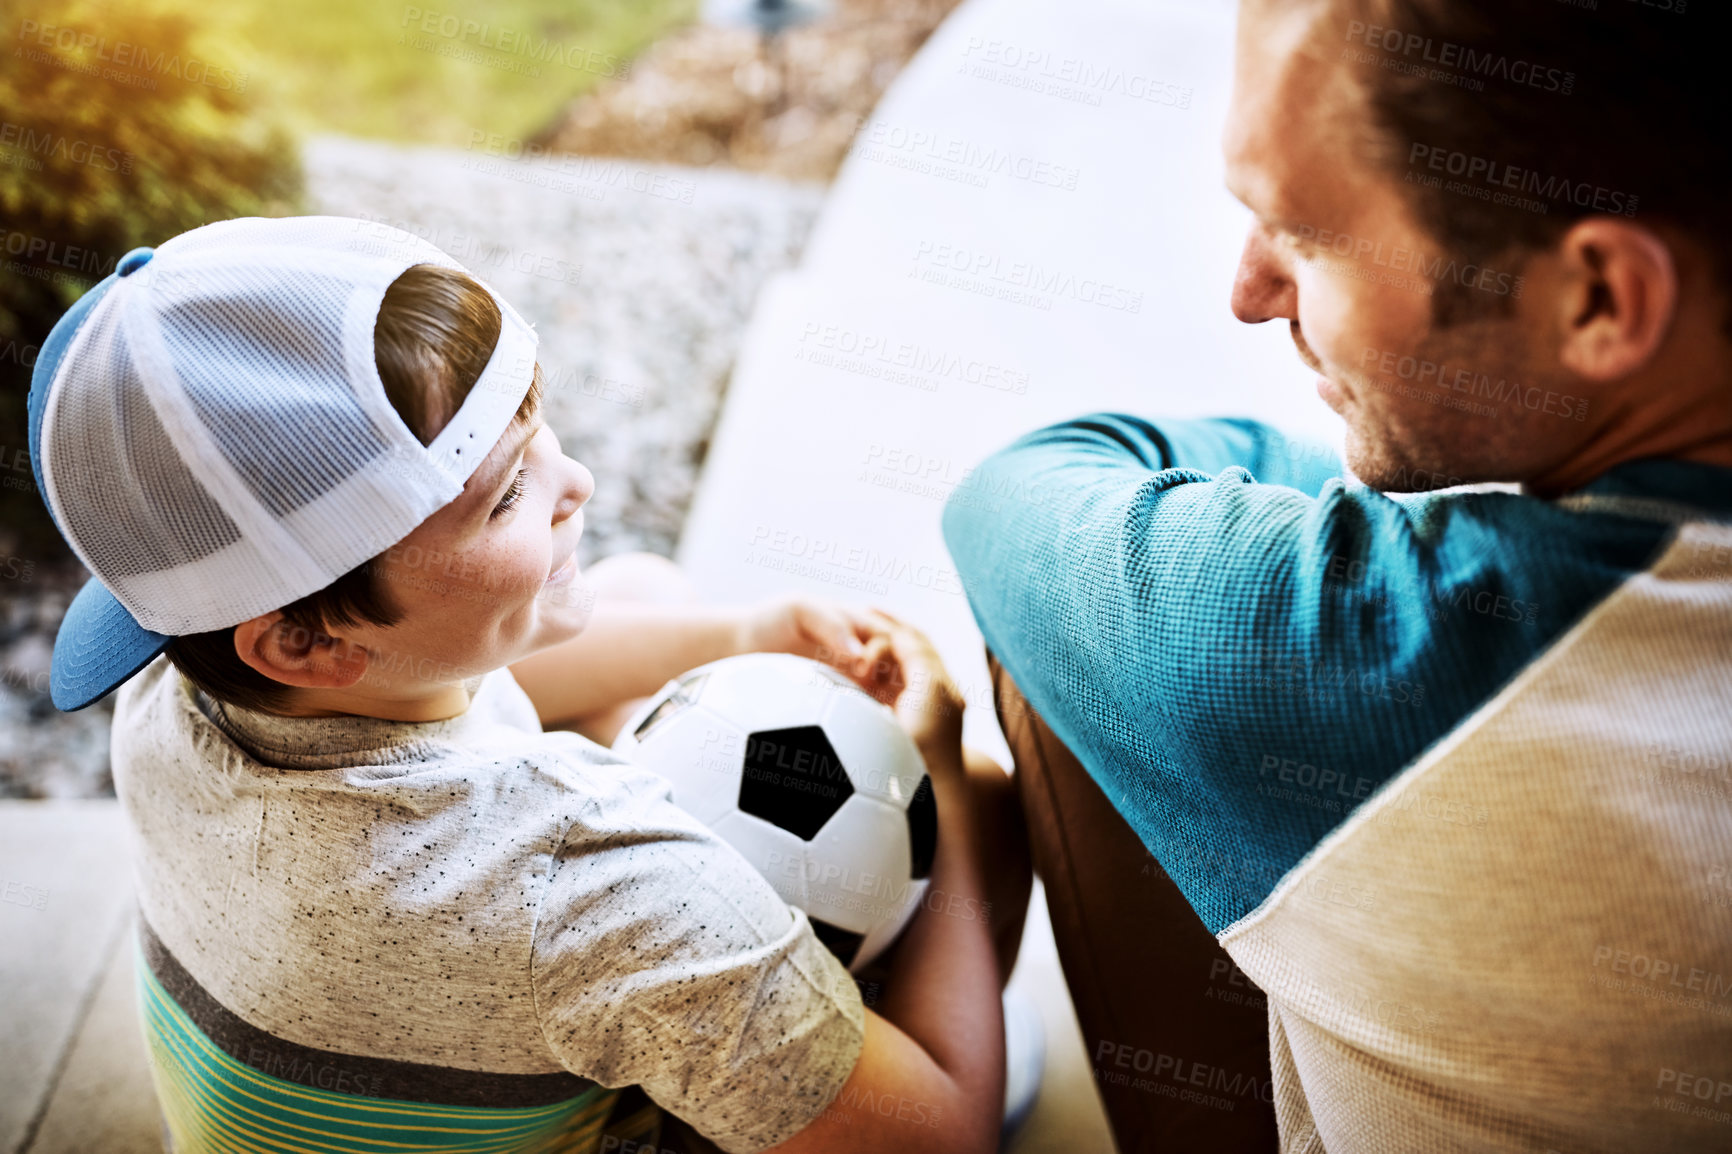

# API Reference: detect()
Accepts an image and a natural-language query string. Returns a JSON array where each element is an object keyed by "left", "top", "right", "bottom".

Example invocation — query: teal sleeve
[{"left": 942, "top": 413, "right": 1670, "bottom": 932}]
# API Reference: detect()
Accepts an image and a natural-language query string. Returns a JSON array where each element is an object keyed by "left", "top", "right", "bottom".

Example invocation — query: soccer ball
[{"left": 612, "top": 653, "right": 937, "bottom": 972}]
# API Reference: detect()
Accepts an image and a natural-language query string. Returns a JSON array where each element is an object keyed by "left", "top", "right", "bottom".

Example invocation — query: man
[{"left": 943, "top": 0, "right": 1732, "bottom": 1150}]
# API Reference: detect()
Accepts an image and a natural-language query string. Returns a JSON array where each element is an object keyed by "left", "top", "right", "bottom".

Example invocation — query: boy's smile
[{"left": 231, "top": 375, "right": 598, "bottom": 721}]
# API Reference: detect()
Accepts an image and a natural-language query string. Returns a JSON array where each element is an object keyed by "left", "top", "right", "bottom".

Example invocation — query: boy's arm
[
  {"left": 507, "top": 602, "right": 743, "bottom": 726},
  {"left": 767, "top": 612, "right": 1003, "bottom": 1154},
  {"left": 507, "top": 596, "right": 874, "bottom": 728},
  {"left": 528, "top": 611, "right": 1006, "bottom": 1154}
]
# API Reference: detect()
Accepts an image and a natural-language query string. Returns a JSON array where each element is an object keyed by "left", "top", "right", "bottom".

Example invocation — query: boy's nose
[{"left": 568, "top": 459, "right": 596, "bottom": 510}]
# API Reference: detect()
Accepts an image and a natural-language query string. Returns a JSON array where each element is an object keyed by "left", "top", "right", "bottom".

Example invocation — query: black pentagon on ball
[
  {"left": 808, "top": 918, "right": 865, "bottom": 968},
  {"left": 907, "top": 774, "right": 936, "bottom": 879},
  {"left": 739, "top": 726, "right": 855, "bottom": 841}
]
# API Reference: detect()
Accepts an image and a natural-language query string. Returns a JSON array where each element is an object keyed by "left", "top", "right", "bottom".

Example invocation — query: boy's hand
[
  {"left": 735, "top": 594, "right": 876, "bottom": 670},
  {"left": 849, "top": 608, "right": 965, "bottom": 760}
]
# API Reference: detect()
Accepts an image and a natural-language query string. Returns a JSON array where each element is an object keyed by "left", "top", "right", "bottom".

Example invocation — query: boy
[{"left": 28, "top": 216, "right": 1032, "bottom": 1153}]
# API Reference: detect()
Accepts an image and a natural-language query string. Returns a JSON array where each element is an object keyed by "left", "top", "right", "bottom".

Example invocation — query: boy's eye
[{"left": 491, "top": 467, "right": 529, "bottom": 519}]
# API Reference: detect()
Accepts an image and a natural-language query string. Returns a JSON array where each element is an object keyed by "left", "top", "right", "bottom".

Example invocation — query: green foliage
[
  {"left": 227, "top": 0, "right": 697, "bottom": 147},
  {"left": 0, "top": 0, "right": 302, "bottom": 559}
]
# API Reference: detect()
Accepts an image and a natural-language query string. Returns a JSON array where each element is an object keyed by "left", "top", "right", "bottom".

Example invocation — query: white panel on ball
[
  {"left": 805, "top": 795, "right": 918, "bottom": 934},
  {"left": 626, "top": 704, "right": 743, "bottom": 828},
  {"left": 818, "top": 688, "right": 926, "bottom": 809},
  {"left": 710, "top": 810, "right": 809, "bottom": 910},
  {"left": 692, "top": 653, "right": 838, "bottom": 736}
]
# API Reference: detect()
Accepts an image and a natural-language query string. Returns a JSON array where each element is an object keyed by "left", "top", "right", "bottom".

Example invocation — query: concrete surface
[
  {"left": 0, "top": 801, "right": 139, "bottom": 1154},
  {"left": 676, "top": 0, "right": 1341, "bottom": 768}
]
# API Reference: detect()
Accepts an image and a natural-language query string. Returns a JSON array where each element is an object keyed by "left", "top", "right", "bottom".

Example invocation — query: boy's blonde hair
[{"left": 164, "top": 263, "right": 544, "bottom": 714}]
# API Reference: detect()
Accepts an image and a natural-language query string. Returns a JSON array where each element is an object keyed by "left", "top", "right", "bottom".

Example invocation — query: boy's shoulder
[
  {"left": 114, "top": 653, "right": 616, "bottom": 774},
  {"left": 111, "top": 653, "right": 705, "bottom": 864}
]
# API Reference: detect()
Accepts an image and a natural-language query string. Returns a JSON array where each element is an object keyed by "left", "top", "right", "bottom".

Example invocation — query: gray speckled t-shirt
[{"left": 110, "top": 653, "right": 866, "bottom": 1153}]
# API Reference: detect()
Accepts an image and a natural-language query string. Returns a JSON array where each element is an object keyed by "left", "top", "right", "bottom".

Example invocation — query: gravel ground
[
  {"left": 535, "top": 0, "right": 964, "bottom": 180},
  {"left": 0, "top": 135, "right": 825, "bottom": 798}
]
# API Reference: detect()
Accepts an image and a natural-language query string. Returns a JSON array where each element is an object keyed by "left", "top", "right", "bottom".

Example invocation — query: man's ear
[
  {"left": 233, "top": 611, "right": 371, "bottom": 690},
  {"left": 1554, "top": 218, "right": 1678, "bottom": 383}
]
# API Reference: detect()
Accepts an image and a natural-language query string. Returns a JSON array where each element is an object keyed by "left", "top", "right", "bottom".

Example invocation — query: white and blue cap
[{"left": 27, "top": 215, "right": 539, "bottom": 711}]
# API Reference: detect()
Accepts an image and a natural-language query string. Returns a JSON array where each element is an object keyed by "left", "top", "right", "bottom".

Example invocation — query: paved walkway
[{"left": 0, "top": 803, "right": 157, "bottom": 1154}]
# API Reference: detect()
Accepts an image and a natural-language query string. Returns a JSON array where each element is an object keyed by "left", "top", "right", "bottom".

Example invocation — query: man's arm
[{"left": 940, "top": 412, "right": 1669, "bottom": 933}]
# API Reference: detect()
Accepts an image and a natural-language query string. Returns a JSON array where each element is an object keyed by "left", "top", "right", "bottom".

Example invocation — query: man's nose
[{"left": 1231, "top": 223, "right": 1297, "bottom": 325}]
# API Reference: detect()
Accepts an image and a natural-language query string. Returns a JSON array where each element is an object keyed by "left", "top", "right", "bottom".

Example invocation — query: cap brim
[{"left": 50, "top": 574, "right": 171, "bottom": 711}]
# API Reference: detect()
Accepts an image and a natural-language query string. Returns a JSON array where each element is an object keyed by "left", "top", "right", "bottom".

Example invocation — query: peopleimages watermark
[
  {"left": 148, "top": 1038, "right": 385, "bottom": 1098},
  {"left": 762, "top": 851, "right": 993, "bottom": 926},
  {"left": 957, "top": 37, "right": 1194, "bottom": 112},
  {"left": 743, "top": 524, "right": 965, "bottom": 597},
  {"left": 1359, "top": 346, "right": 1589, "bottom": 422},
  {"left": 908, "top": 239, "right": 1144, "bottom": 314},
  {"left": 1706, "top": 863, "right": 1732, "bottom": 911},
  {"left": 1342, "top": 20, "right": 1575, "bottom": 95},
  {"left": 0, "top": 121, "right": 133, "bottom": 174},
  {"left": 1255, "top": 753, "right": 1377, "bottom": 813},
  {"left": 856, "top": 441, "right": 1044, "bottom": 514},
  {"left": 1205, "top": 957, "right": 1268, "bottom": 1012},
  {"left": 349, "top": 212, "right": 584, "bottom": 286},
  {"left": 461, "top": 131, "right": 696, "bottom": 205},
  {"left": 1296, "top": 224, "right": 1524, "bottom": 298},
  {"left": 794, "top": 321, "right": 1031, "bottom": 396},
  {"left": 1, "top": 227, "right": 118, "bottom": 288},
  {"left": 1283, "top": 969, "right": 1444, "bottom": 1035},
  {"left": 540, "top": 363, "right": 646, "bottom": 410},
  {"left": 1654, "top": 1068, "right": 1732, "bottom": 1128},
  {"left": 398, "top": 8, "right": 631, "bottom": 80},
  {"left": 820, "top": 1087, "right": 942, "bottom": 1129},
  {"left": 1300, "top": 871, "right": 1377, "bottom": 912},
  {"left": 16, "top": 19, "right": 249, "bottom": 92},
  {"left": 1590, "top": 944, "right": 1732, "bottom": 1018},
  {"left": 0, "top": 341, "right": 40, "bottom": 370},
  {"left": 1, "top": 877, "right": 50, "bottom": 911},
  {"left": 1, "top": 441, "right": 37, "bottom": 495},
  {"left": 1407, "top": 143, "right": 1638, "bottom": 218},
  {"left": 1637, "top": 741, "right": 1730, "bottom": 802},
  {"left": 854, "top": 118, "right": 1081, "bottom": 191},
  {"left": 1321, "top": 546, "right": 1542, "bottom": 626},
  {"left": 1093, "top": 1039, "right": 1274, "bottom": 1110},
  {"left": 1241, "top": 641, "right": 1428, "bottom": 708}
]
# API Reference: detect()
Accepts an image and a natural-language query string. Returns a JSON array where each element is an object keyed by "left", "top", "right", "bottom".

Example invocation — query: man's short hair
[{"left": 1339, "top": 0, "right": 1727, "bottom": 330}]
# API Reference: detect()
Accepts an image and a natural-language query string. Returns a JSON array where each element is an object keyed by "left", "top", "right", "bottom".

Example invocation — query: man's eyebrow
[
  {"left": 470, "top": 416, "right": 544, "bottom": 518},
  {"left": 1224, "top": 168, "right": 1251, "bottom": 208},
  {"left": 1225, "top": 169, "right": 1272, "bottom": 221},
  {"left": 1226, "top": 174, "right": 1304, "bottom": 237}
]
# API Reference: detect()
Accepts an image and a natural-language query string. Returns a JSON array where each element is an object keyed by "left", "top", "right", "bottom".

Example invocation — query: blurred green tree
[{"left": 1, "top": 0, "right": 301, "bottom": 561}]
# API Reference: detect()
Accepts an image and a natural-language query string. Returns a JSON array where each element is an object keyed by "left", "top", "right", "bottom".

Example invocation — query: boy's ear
[{"left": 233, "top": 611, "right": 371, "bottom": 691}]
